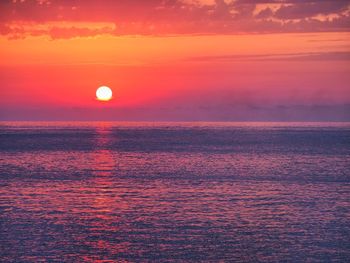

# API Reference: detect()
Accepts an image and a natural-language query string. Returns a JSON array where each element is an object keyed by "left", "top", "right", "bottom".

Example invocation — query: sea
[{"left": 0, "top": 122, "right": 349, "bottom": 262}]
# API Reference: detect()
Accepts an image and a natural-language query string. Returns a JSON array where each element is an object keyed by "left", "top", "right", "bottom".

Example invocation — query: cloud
[
  {"left": 274, "top": 1, "right": 349, "bottom": 19},
  {"left": 186, "top": 51, "right": 350, "bottom": 62},
  {"left": 0, "top": 0, "right": 349, "bottom": 39},
  {"left": 4, "top": 21, "right": 116, "bottom": 39}
]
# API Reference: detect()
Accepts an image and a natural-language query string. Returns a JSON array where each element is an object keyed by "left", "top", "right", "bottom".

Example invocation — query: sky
[{"left": 0, "top": 0, "right": 349, "bottom": 121}]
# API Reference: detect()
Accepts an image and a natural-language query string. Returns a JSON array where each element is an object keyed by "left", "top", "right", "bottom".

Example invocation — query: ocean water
[{"left": 0, "top": 122, "right": 349, "bottom": 262}]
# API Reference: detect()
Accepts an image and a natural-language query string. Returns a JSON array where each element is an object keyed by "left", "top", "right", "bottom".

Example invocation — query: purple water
[{"left": 0, "top": 122, "right": 349, "bottom": 262}]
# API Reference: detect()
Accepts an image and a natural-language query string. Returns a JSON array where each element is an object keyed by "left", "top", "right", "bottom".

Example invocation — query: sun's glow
[{"left": 96, "top": 86, "right": 112, "bottom": 101}]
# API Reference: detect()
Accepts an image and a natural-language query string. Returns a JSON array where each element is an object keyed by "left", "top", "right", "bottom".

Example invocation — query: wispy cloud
[{"left": 186, "top": 51, "right": 350, "bottom": 62}]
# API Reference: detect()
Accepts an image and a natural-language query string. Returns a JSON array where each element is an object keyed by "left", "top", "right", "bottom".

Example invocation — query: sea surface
[{"left": 0, "top": 122, "right": 349, "bottom": 262}]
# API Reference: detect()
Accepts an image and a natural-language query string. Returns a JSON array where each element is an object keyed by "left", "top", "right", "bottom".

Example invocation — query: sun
[{"left": 96, "top": 86, "right": 112, "bottom": 101}]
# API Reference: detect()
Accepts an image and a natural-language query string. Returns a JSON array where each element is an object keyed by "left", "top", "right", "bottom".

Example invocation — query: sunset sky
[{"left": 1, "top": 0, "right": 349, "bottom": 121}]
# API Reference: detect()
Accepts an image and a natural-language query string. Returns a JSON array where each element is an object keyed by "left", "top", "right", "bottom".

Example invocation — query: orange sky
[{"left": 0, "top": 0, "right": 349, "bottom": 121}]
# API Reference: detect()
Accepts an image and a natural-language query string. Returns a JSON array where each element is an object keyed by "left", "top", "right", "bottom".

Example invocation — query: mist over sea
[{"left": 0, "top": 122, "right": 349, "bottom": 262}]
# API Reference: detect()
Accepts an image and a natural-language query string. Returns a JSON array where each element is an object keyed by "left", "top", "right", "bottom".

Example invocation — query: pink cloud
[{"left": 0, "top": 0, "right": 349, "bottom": 39}]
